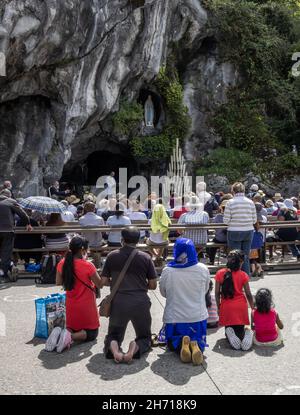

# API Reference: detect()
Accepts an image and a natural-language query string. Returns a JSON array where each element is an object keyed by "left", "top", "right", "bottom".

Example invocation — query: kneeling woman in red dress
[
  {"left": 45, "top": 236, "right": 102, "bottom": 353},
  {"left": 215, "top": 250, "right": 254, "bottom": 351}
]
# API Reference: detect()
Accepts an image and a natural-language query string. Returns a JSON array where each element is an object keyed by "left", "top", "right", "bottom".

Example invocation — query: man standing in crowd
[
  {"left": 223, "top": 182, "right": 257, "bottom": 276},
  {"left": 105, "top": 171, "right": 117, "bottom": 199},
  {"left": 1, "top": 181, "right": 15, "bottom": 199},
  {"left": 0, "top": 193, "right": 32, "bottom": 283},
  {"left": 48, "top": 181, "right": 71, "bottom": 200}
]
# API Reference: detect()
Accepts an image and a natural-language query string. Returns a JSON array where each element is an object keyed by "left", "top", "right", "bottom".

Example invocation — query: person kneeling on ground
[
  {"left": 252, "top": 288, "right": 284, "bottom": 347},
  {"left": 101, "top": 226, "right": 157, "bottom": 363},
  {"left": 159, "top": 238, "right": 210, "bottom": 365},
  {"left": 45, "top": 236, "right": 102, "bottom": 353},
  {"left": 215, "top": 250, "right": 254, "bottom": 351}
]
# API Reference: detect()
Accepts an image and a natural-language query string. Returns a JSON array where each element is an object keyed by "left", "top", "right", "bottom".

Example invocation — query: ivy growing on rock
[
  {"left": 112, "top": 100, "right": 143, "bottom": 136},
  {"left": 201, "top": 0, "right": 300, "bottom": 181}
]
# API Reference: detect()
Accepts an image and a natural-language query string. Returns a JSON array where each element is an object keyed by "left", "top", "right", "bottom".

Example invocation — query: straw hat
[
  {"left": 220, "top": 200, "right": 229, "bottom": 209},
  {"left": 83, "top": 193, "right": 97, "bottom": 203},
  {"left": 274, "top": 193, "right": 283, "bottom": 201},
  {"left": 257, "top": 190, "right": 266, "bottom": 197},
  {"left": 67, "top": 195, "right": 81, "bottom": 204}
]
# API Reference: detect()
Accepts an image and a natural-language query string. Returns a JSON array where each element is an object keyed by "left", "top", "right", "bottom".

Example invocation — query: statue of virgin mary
[{"left": 144, "top": 95, "right": 155, "bottom": 127}]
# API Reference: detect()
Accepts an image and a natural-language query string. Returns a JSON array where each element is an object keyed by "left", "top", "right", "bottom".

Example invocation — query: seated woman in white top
[
  {"left": 128, "top": 200, "right": 148, "bottom": 240},
  {"left": 159, "top": 238, "right": 210, "bottom": 365},
  {"left": 106, "top": 203, "right": 131, "bottom": 247},
  {"left": 147, "top": 204, "right": 171, "bottom": 265}
]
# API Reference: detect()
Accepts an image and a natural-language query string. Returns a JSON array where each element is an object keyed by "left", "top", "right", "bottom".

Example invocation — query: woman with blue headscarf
[{"left": 159, "top": 238, "right": 210, "bottom": 365}]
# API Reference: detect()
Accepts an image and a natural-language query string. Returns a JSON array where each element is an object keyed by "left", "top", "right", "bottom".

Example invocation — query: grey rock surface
[{"left": 0, "top": 0, "right": 240, "bottom": 196}]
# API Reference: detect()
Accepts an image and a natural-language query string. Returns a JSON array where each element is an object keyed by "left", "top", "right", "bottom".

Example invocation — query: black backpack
[{"left": 35, "top": 254, "right": 62, "bottom": 285}]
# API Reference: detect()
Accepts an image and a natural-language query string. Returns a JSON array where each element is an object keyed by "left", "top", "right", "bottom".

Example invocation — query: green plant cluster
[
  {"left": 196, "top": 148, "right": 256, "bottom": 183},
  {"left": 112, "top": 101, "right": 144, "bottom": 136},
  {"left": 201, "top": 0, "right": 300, "bottom": 181},
  {"left": 131, "top": 65, "right": 191, "bottom": 160},
  {"left": 131, "top": 134, "right": 174, "bottom": 160},
  {"left": 197, "top": 147, "right": 300, "bottom": 183}
]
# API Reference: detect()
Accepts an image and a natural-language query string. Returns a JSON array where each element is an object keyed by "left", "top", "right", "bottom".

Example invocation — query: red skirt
[{"left": 219, "top": 295, "right": 250, "bottom": 326}]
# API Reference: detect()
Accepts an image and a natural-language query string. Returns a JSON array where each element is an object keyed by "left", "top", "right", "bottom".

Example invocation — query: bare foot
[
  {"left": 123, "top": 341, "right": 139, "bottom": 363},
  {"left": 110, "top": 340, "right": 123, "bottom": 363}
]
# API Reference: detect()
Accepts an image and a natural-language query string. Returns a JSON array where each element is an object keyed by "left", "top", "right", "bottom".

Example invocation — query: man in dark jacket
[
  {"left": 48, "top": 181, "right": 71, "bottom": 200},
  {"left": 0, "top": 195, "right": 32, "bottom": 282}
]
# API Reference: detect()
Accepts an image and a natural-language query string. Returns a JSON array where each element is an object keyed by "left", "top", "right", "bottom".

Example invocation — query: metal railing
[{"left": 6, "top": 221, "right": 300, "bottom": 234}]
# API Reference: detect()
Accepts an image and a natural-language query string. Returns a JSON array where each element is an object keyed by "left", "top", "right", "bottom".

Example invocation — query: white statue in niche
[{"left": 144, "top": 95, "right": 155, "bottom": 127}]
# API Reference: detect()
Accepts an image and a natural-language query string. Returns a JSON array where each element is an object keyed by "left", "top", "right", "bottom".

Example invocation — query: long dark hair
[
  {"left": 61, "top": 236, "right": 89, "bottom": 291},
  {"left": 255, "top": 288, "right": 274, "bottom": 314},
  {"left": 115, "top": 203, "right": 124, "bottom": 219},
  {"left": 221, "top": 250, "right": 244, "bottom": 299}
]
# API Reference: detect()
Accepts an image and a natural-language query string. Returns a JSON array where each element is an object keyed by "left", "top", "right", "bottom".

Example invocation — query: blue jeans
[{"left": 227, "top": 231, "right": 254, "bottom": 276}]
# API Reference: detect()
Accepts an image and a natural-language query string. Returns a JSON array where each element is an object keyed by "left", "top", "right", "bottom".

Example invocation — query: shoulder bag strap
[
  {"left": 109, "top": 249, "right": 138, "bottom": 300},
  {"left": 74, "top": 273, "right": 95, "bottom": 293}
]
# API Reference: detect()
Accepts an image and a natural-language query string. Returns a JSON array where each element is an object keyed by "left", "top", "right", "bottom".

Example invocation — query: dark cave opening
[{"left": 61, "top": 150, "right": 138, "bottom": 189}]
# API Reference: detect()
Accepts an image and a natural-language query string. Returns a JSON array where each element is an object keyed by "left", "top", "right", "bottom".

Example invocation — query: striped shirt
[
  {"left": 223, "top": 193, "right": 257, "bottom": 231},
  {"left": 178, "top": 210, "right": 209, "bottom": 245}
]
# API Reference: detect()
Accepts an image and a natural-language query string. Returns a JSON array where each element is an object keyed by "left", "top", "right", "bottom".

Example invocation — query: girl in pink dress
[{"left": 252, "top": 288, "right": 284, "bottom": 346}]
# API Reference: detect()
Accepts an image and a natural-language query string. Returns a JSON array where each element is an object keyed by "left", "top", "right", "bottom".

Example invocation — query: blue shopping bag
[
  {"left": 251, "top": 231, "right": 264, "bottom": 250},
  {"left": 34, "top": 293, "right": 66, "bottom": 339}
]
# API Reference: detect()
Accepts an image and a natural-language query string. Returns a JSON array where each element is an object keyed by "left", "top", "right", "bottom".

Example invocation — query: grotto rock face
[{"left": 0, "top": 0, "right": 238, "bottom": 196}]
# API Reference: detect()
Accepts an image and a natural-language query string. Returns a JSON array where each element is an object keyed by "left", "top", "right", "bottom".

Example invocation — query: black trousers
[
  {"left": 104, "top": 295, "right": 152, "bottom": 359},
  {"left": 0, "top": 232, "right": 14, "bottom": 276}
]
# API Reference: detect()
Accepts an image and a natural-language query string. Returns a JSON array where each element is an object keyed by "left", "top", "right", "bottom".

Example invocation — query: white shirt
[
  {"left": 68, "top": 205, "right": 77, "bottom": 215},
  {"left": 160, "top": 263, "right": 210, "bottom": 324},
  {"left": 60, "top": 211, "right": 75, "bottom": 222},
  {"left": 106, "top": 215, "right": 131, "bottom": 243},
  {"left": 79, "top": 212, "right": 104, "bottom": 247}
]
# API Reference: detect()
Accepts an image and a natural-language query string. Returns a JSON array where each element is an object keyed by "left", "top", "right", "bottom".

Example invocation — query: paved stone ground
[{"left": 0, "top": 271, "right": 300, "bottom": 395}]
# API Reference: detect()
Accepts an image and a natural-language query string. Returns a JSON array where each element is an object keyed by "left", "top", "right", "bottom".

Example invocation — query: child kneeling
[{"left": 252, "top": 288, "right": 284, "bottom": 347}]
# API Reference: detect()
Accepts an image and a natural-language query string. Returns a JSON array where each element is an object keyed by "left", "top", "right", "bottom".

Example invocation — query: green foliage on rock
[
  {"left": 197, "top": 147, "right": 300, "bottom": 183},
  {"left": 201, "top": 0, "right": 300, "bottom": 181},
  {"left": 155, "top": 66, "right": 191, "bottom": 141},
  {"left": 196, "top": 148, "right": 256, "bottom": 183},
  {"left": 112, "top": 101, "right": 143, "bottom": 136},
  {"left": 131, "top": 134, "right": 175, "bottom": 160}
]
